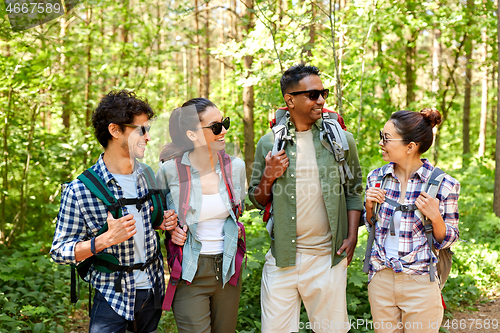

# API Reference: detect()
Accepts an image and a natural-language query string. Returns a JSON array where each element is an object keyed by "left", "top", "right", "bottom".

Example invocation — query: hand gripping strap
[{"left": 363, "top": 164, "right": 391, "bottom": 274}]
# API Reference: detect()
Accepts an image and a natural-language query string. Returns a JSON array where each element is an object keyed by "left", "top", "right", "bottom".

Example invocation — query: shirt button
[
  {"left": 291, "top": 174, "right": 295, "bottom": 178},
  {"left": 291, "top": 195, "right": 294, "bottom": 199},
  {"left": 292, "top": 239, "right": 295, "bottom": 243},
  {"left": 291, "top": 217, "right": 295, "bottom": 220}
]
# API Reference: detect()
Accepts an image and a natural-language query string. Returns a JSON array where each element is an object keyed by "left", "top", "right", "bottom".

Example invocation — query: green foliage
[{"left": 0, "top": 239, "right": 83, "bottom": 333}]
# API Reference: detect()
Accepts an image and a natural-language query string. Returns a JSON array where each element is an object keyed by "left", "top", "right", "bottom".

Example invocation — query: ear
[
  {"left": 284, "top": 94, "right": 295, "bottom": 109},
  {"left": 108, "top": 123, "right": 122, "bottom": 139},
  {"left": 407, "top": 142, "right": 418, "bottom": 154},
  {"left": 186, "top": 130, "right": 197, "bottom": 142}
]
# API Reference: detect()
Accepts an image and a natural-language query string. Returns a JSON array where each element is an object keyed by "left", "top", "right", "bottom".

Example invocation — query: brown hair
[
  {"left": 159, "top": 98, "right": 216, "bottom": 162},
  {"left": 389, "top": 108, "right": 442, "bottom": 154}
]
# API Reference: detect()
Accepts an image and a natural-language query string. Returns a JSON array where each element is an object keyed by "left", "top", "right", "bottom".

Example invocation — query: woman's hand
[
  {"left": 169, "top": 225, "right": 188, "bottom": 246},
  {"left": 365, "top": 187, "right": 386, "bottom": 212},
  {"left": 161, "top": 210, "right": 178, "bottom": 231},
  {"left": 238, "top": 226, "right": 242, "bottom": 239},
  {"left": 415, "top": 192, "right": 441, "bottom": 222}
]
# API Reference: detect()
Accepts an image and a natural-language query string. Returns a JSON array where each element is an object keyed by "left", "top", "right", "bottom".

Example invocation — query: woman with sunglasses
[
  {"left": 363, "top": 108, "right": 460, "bottom": 332},
  {"left": 157, "top": 98, "right": 245, "bottom": 333}
]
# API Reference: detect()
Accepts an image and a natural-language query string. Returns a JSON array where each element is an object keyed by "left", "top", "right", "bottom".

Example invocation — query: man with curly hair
[{"left": 51, "top": 90, "right": 176, "bottom": 332}]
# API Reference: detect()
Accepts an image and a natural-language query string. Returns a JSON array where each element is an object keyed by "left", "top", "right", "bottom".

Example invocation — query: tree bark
[
  {"left": 405, "top": 37, "right": 416, "bottom": 107},
  {"left": 478, "top": 27, "right": 488, "bottom": 157},
  {"left": 203, "top": 1, "right": 210, "bottom": 98},
  {"left": 463, "top": 34, "right": 472, "bottom": 166},
  {"left": 195, "top": 0, "right": 202, "bottom": 96},
  {"left": 242, "top": 0, "right": 255, "bottom": 184},
  {"left": 493, "top": 1, "right": 500, "bottom": 217},
  {"left": 431, "top": 29, "right": 441, "bottom": 95},
  {"left": 60, "top": 17, "right": 70, "bottom": 130}
]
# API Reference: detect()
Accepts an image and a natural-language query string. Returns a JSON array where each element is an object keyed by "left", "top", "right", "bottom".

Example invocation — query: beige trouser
[
  {"left": 368, "top": 268, "right": 444, "bottom": 333},
  {"left": 261, "top": 250, "right": 349, "bottom": 333}
]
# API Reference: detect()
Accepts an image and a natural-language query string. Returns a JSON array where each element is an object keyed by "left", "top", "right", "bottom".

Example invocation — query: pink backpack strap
[
  {"left": 217, "top": 151, "right": 246, "bottom": 286},
  {"left": 162, "top": 157, "right": 191, "bottom": 311}
]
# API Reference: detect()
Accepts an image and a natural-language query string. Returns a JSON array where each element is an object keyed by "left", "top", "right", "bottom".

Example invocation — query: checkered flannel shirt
[
  {"left": 50, "top": 154, "right": 165, "bottom": 320},
  {"left": 362, "top": 159, "right": 460, "bottom": 283}
]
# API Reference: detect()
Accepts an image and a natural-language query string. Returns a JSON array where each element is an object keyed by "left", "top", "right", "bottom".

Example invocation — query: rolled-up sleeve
[
  {"left": 50, "top": 184, "right": 87, "bottom": 265},
  {"left": 433, "top": 178, "right": 460, "bottom": 250}
]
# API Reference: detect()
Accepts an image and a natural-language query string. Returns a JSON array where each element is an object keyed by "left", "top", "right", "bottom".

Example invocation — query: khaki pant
[
  {"left": 368, "top": 268, "right": 444, "bottom": 333},
  {"left": 172, "top": 254, "right": 241, "bottom": 333},
  {"left": 261, "top": 250, "right": 349, "bottom": 333}
]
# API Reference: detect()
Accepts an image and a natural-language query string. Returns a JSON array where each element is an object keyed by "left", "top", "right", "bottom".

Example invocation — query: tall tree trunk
[
  {"left": 242, "top": 0, "right": 255, "bottom": 184},
  {"left": 122, "top": 0, "right": 130, "bottom": 79},
  {"left": 494, "top": 1, "right": 500, "bottom": 217},
  {"left": 431, "top": 29, "right": 441, "bottom": 95},
  {"left": 478, "top": 27, "right": 488, "bottom": 157},
  {"left": 85, "top": 6, "right": 92, "bottom": 128},
  {"left": 301, "top": 0, "right": 315, "bottom": 60},
  {"left": 463, "top": 5, "right": 473, "bottom": 167},
  {"left": 195, "top": 0, "right": 202, "bottom": 96},
  {"left": 375, "top": 27, "right": 391, "bottom": 109},
  {"left": 219, "top": 9, "right": 225, "bottom": 102},
  {"left": 60, "top": 17, "right": 70, "bottom": 130},
  {"left": 203, "top": 1, "right": 210, "bottom": 98},
  {"left": 405, "top": 37, "right": 416, "bottom": 107},
  {"left": 338, "top": 0, "right": 346, "bottom": 80}
]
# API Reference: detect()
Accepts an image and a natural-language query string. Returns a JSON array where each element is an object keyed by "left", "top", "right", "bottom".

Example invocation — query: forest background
[{"left": 1, "top": 0, "right": 500, "bottom": 332}]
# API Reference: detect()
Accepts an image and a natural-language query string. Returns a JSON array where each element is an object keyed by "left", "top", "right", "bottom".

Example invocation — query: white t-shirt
[
  {"left": 384, "top": 210, "right": 402, "bottom": 259},
  {"left": 196, "top": 193, "right": 229, "bottom": 255},
  {"left": 112, "top": 172, "right": 152, "bottom": 289}
]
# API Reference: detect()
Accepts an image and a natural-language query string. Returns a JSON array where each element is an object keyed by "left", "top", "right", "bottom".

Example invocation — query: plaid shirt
[
  {"left": 362, "top": 159, "right": 460, "bottom": 283},
  {"left": 50, "top": 154, "right": 165, "bottom": 320}
]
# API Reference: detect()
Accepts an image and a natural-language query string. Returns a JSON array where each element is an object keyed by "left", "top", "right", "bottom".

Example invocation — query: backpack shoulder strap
[
  {"left": 421, "top": 167, "right": 446, "bottom": 283},
  {"left": 217, "top": 151, "right": 242, "bottom": 219},
  {"left": 77, "top": 168, "right": 121, "bottom": 224},
  {"left": 363, "top": 164, "right": 391, "bottom": 274},
  {"left": 175, "top": 157, "right": 191, "bottom": 226},
  {"left": 320, "top": 114, "right": 353, "bottom": 184},
  {"left": 139, "top": 162, "right": 164, "bottom": 228}
]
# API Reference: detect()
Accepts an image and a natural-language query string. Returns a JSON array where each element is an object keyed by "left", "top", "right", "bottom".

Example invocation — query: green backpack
[{"left": 70, "top": 162, "right": 164, "bottom": 304}]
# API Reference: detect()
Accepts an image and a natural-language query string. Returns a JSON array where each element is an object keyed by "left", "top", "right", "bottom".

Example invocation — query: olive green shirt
[{"left": 248, "top": 118, "right": 363, "bottom": 268}]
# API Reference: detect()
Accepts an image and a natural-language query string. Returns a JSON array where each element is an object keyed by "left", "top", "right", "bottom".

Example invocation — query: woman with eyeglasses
[
  {"left": 156, "top": 98, "right": 245, "bottom": 333},
  {"left": 363, "top": 108, "right": 460, "bottom": 333}
]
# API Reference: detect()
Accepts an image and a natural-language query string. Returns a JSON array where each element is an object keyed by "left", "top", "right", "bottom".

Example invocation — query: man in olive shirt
[{"left": 249, "top": 64, "right": 363, "bottom": 333}]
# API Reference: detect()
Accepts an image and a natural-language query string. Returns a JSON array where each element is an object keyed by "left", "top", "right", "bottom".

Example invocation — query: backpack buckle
[{"left": 424, "top": 223, "right": 433, "bottom": 233}]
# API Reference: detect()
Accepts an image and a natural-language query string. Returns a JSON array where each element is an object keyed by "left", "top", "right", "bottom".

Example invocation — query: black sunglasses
[
  {"left": 201, "top": 117, "right": 230, "bottom": 135},
  {"left": 123, "top": 123, "right": 151, "bottom": 136},
  {"left": 288, "top": 89, "right": 329, "bottom": 101}
]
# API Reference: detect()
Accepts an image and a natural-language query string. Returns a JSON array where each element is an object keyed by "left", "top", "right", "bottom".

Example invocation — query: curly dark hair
[
  {"left": 280, "top": 64, "right": 321, "bottom": 96},
  {"left": 92, "top": 90, "right": 155, "bottom": 148}
]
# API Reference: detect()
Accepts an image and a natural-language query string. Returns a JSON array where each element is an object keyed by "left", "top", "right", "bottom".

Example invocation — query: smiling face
[
  {"left": 379, "top": 120, "right": 412, "bottom": 163},
  {"left": 124, "top": 113, "right": 151, "bottom": 159},
  {"left": 188, "top": 106, "right": 227, "bottom": 152},
  {"left": 284, "top": 74, "right": 325, "bottom": 129}
]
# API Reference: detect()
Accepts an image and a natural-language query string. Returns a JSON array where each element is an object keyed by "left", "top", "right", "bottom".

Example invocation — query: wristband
[{"left": 90, "top": 237, "right": 97, "bottom": 256}]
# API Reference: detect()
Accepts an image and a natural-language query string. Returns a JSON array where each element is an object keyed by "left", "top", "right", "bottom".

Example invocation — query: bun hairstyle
[
  {"left": 389, "top": 108, "right": 443, "bottom": 155},
  {"left": 160, "top": 98, "right": 217, "bottom": 162}
]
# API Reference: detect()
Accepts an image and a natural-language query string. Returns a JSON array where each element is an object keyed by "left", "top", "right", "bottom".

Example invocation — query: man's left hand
[{"left": 337, "top": 237, "right": 357, "bottom": 265}]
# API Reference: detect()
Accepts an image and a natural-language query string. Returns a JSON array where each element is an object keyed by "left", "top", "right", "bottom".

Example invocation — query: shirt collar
[
  {"left": 180, "top": 150, "right": 222, "bottom": 172},
  {"left": 382, "top": 159, "right": 434, "bottom": 182}
]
